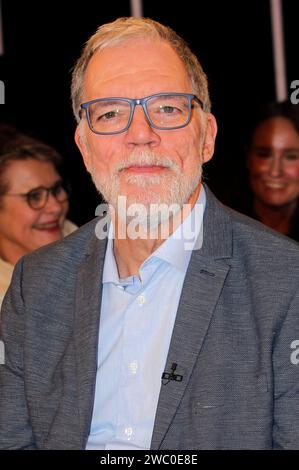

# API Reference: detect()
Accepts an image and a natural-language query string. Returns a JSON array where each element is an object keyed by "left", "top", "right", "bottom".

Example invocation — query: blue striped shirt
[{"left": 86, "top": 187, "right": 206, "bottom": 450}]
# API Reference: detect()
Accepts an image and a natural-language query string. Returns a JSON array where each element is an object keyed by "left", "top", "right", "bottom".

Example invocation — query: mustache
[{"left": 114, "top": 151, "right": 180, "bottom": 173}]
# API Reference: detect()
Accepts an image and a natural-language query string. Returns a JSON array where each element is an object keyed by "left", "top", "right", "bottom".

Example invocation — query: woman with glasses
[{"left": 0, "top": 125, "right": 77, "bottom": 308}]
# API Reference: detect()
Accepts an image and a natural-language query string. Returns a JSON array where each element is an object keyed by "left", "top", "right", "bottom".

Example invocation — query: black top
[{"left": 236, "top": 201, "right": 299, "bottom": 243}]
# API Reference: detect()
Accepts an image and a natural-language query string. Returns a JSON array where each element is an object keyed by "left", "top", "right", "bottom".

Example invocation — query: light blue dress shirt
[{"left": 86, "top": 187, "right": 206, "bottom": 450}]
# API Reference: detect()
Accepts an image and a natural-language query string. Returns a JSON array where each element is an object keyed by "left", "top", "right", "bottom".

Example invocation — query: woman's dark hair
[
  {"left": 246, "top": 100, "right": 299, "bottom": 146},
  {"left": 0, "top": 123, "right": 63, "bottom": 197},
  {"left": 230, "top": 101, "right": 299, "bottom": 216}
]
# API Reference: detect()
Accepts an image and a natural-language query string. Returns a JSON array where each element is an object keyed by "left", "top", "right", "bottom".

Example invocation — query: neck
[
  {"left": 253, "top": 198, "right": 297, "bottom": 235},
  {"left": 113, "top": 183, "right": 201, "bottom": 278},
  {"left": 0, "top": 239, "right": 26, "bottom": 266}
]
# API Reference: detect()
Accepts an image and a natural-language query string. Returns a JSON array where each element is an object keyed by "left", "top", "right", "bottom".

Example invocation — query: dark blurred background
[{"left": 0, "top": 0, "right": 298, "bottom": 225}]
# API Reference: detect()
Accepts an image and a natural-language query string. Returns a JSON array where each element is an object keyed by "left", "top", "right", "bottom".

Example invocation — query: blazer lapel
[
  {"left": 151, "top": 186, "right": 233, "bottom": 449},
  {"left": 73, "top": 232, "right": 107, "bottom": 448}
]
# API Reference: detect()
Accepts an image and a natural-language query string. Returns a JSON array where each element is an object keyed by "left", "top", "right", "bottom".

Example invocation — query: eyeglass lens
[
  {"left": 87, "top": 94, "right": 192, "bottom": 133},
  {"left": 27, "top": 181, "right": 69, "bottom": 209}
]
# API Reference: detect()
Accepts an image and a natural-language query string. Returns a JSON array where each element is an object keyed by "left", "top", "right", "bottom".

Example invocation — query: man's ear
[
  {"left": 202, "top": 113, "right": 218, "bottom": 164},
  {"left": 74, "top": 126, "right": 91, "bottom": 171}
]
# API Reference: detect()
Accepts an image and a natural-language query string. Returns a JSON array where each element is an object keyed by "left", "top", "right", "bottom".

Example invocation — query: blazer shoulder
[
  {"left": 229, "top": 205, "right": 298, "bottom": 248},
  {"left": 21, "top": 217, "right": 103, "bottom": 271},
  {"left": 222, "top": 205, "right": 299, "bottom": 278},
  {"left": 203, "top": 184, "right": 299, "bottom": 264},
  {"left": 8, "top": 218, "right": 107, "bottom": 310}
]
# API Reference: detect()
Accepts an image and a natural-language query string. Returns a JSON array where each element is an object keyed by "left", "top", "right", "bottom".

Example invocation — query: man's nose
[
  {"left": 124, "top": 105, "right": 160, "bottom": 147},
  {"left": 268, "top": 154, "right": 283, "bottom": 177}
]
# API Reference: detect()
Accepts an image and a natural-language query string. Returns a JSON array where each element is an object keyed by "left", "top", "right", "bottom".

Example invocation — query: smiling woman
[
  {"left": 0, "top": 124, "right": 77, "bottom": 308},
  {"left": 243, "top": 101, "right": 299, "bottom": 241}
]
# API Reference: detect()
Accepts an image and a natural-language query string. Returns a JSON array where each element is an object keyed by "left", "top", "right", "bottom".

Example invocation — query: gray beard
[{"left": 90, "top": 150, "right": 202, "bottom": 227}]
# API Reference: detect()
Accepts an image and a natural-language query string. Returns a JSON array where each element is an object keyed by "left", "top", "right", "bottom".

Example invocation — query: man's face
[{"left": 75, "top": 40, "right": 216, "bottom": 214}]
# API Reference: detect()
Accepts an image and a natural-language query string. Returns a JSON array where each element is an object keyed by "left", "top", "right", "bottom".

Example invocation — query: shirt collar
[
  {"left": 148, "top": 185, "right": 206, "bottom": 272},
  {"left": 102, "top": 185, "right": 206, "bottom": 283}
]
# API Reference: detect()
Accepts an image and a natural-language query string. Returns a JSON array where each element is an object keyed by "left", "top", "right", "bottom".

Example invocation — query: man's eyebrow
[{"left": 92, "top": 100, "right": 127, "bottom": 107}]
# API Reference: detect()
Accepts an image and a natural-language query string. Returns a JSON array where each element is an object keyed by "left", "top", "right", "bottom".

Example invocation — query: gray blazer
[{"left": 0, "top": 186, "right": 299, "bottom": 449}]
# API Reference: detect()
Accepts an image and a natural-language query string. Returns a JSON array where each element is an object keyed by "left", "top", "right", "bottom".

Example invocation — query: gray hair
[{"left": 71, "top": 16, "right": 211, "bottom": 123}]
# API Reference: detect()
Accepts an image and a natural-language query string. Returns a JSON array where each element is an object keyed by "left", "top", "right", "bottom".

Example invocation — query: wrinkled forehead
[{"left": 82, "top": 39, "right": 192, "bottom": 101}]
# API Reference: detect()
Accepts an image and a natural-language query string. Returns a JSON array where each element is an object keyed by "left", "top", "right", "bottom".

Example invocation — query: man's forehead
[
  {"left": 83, "top": 39, "right": 191, "bottom": 98},
  {"left": 88, "top": 38, "right": 181, "bottom": 67}
]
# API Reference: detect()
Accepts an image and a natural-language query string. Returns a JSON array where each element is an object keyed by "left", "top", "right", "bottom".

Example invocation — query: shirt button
[
  {"left": 129, "top": 360, "right": 138, "bottom": 374},
  {"left": 137, "top": 294, "right": 145, "bottom": 306},
  {"left": 124, "top": 426, "right": 133, "bottom": 440}
]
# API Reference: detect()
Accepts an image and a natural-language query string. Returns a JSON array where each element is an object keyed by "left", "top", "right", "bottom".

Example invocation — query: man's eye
[
  {"left": 100, "top": 110, "right": 118, "bottom": 120},
  {"left": 95, "top": 108, "right": 125, "bottom": 122},
  {"left": 161, "top": 106, "right": 176, "bottom": 113},
  {"left": 159, "top": 105, "right": 181, "bottom": 114}
]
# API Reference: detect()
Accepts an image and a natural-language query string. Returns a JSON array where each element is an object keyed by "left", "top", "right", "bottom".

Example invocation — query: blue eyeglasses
[{"left": 80, "top": 92, "right": 203, "bottom": 135}]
